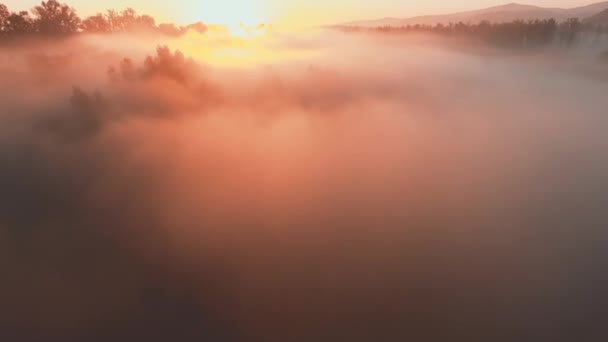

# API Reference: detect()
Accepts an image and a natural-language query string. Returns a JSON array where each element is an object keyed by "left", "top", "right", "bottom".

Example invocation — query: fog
[{"left": 1, "top": 31, "right": 607, "bottom": 341}]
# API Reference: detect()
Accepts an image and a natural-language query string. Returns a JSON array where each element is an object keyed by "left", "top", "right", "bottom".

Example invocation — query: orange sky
[{"left": 2, "top": 0, "right": 601, "bottom": 28}]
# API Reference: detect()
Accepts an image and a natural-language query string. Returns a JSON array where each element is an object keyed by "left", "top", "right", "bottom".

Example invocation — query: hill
[
  {"left": 584, "top": 8, "right": 608, "bottom": 25},
  {"left": 341, "top": 2, "right": 608, "bottom": 27}
]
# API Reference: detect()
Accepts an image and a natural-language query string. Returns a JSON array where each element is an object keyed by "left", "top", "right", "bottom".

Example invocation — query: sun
[{"left": 190, "top": 0, "right": 267, "bottom": 25}]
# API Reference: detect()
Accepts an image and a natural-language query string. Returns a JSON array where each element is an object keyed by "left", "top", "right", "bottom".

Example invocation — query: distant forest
[
  {"left": 0, "top": 0, "right": 207, "bottom": 39},
  {"left": 334, "top": 18, "right": 608, "bottom": 49},
  {"left": 2, "top": 0, "right": 608, "bottom": 50}
]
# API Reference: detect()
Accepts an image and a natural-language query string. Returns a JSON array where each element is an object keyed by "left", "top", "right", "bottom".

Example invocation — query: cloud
[{"left": 1, "top": 31, "right": 608, "bottom": 341}]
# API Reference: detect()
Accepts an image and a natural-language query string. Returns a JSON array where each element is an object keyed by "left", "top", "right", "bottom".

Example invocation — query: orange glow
[{"left": 169, "top": 25, "right": 318, "bottom": 67}]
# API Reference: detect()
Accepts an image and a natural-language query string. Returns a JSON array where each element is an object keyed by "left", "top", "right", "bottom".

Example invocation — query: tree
[
  {"left": 102, "top": 8, "right": 156, "bottom": 32},
  {"left": 117, "top": 8, "right": 155, "bottom": 31},
  {"left": 4, "top": 11, "right": 33, "bottom": 34},
  {"left": 0, "top": 4, "right": 9, "bottom": 34},
  {"left": 82, "top": 13, "right": 110, "bottom": 33},
  {"left": 31, "top": 0, "right": 80, "bottom": 35},
  {"left": 541, "top": 18, "right": 557, "bottom": 45},
  {"left": 136, "top": 14, "right": 155, "bottom": 29},
  {"left": 105, "top": 9, "right": 120, "bottom": 32},
  {"left": 560, "top": 17, "right": 582, "bottom": 45},
  {"left": 121, "top": 7, "right": 136, "bottom": 22},
  {"left": 112, "top": 8, "right": 136, "bottom": 31}
]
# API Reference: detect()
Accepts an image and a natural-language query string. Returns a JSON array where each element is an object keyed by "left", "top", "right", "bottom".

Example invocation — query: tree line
[
  {"left": 334, "top": 18, "right": 608, "bottom": 48},
  {"left": 0, "top": 0, "right": 207, "bottom": 39}
]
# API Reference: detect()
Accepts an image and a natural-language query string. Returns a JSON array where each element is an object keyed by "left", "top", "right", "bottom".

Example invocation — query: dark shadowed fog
[{"left": 1, "top": 32, "right": 608, "bottom": 341}]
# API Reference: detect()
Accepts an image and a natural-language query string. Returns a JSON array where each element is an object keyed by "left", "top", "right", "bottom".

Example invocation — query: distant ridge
[
  {"left": 584, "top": 8, "right": 608, "bottom": 25},
  {"left": 341, "top": 2, "right": 608, "bottom": 27}
]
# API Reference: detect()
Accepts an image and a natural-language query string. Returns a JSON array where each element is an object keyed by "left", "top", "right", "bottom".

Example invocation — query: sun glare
[
  {"left": 192, "top": 0, "right": 266, "bottom": 26},
  {"left": 171, "top": 27, "right": 316, "bottom": 68}
]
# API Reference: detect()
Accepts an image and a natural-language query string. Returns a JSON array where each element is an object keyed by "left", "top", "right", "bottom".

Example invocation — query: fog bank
[{"left": 1, "top": 31, "right": 608, "bottom": 341}]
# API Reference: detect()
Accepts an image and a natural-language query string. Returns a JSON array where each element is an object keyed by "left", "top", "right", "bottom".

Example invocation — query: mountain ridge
[
  {"left": 341, "top": 2, "right": 608, "bottom": 27},
  {"left": 584, "top": 7, "right": 608, "bottom": 24}
]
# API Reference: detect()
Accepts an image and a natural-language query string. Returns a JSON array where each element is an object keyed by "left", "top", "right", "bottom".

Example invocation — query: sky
[{"left": 1, "top": 0, "right": 602, "bottom": 27}]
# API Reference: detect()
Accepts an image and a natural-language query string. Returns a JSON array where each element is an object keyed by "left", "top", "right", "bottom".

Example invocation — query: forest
[
  {"left": 0, "top": 0, "right": 206, "bottom": 38},
  {"left": 3, "top": 0, "right": 608, "bottom": 50},
  {"left": 335, "top": 18, "right": 608, "bottom": 49}
]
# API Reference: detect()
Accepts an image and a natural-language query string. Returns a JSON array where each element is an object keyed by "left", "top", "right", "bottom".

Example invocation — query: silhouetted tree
[
  {"left": 105, "top": 8, "right": 156, "bottom": 32},
  {"left": 334, "top": 16, "right": 601, "bottom": 49},
  {"left": 4, "top": 11, "right": 33, "bottom": 35},
  {"left": 107, "top": 57, "right": 137, "bottom": 82},
  {"left": 142, "top": 46, "right": 191, "bottom": 84},
  {"left": 0, "top": 1, "right": 209, "bottom": 39},
  {"left": 560, "top": 17, "right": 582, "bottom": 45},
  {"left": 81, "top": 13, "right": 110, "bottom": 33},
  {"left": 40, "top": 87, "right": 106, "bottom": 142},
  {"left": 108, "top": 46, "right": 195, "bottom": 86},
  {"left": 105, "top": 9, "right": 120, "bottom": 32},
  {"left": 87, "top": 8, "right": 157, "bottom": 33},
  {"left": 120, "top": 7, "right": 137, "bottom": 31},
  {"left": 544, "top": 18, "right": 557, "bottom": 41},
  {"left": 136, "top": 14, "right": 155, "bottom": 29},
  {"left": 0, "top": 4, "right": 9, "bottom": 35},
  {"left": 31, "top": 0, "right": 80, "bottom": 35}
]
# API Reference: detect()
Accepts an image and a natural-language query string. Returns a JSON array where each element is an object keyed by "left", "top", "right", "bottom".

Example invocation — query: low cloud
[{"left": 1, "top": 30, "right": 607, "bottom": 341}]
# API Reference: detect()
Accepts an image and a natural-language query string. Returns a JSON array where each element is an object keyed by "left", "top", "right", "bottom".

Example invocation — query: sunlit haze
[
  {"left": 2, "top": 0, "right": 608, "bottom": 341},
  {"left": 2, "top": 0, "right": 603, "bottom": 27}
]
